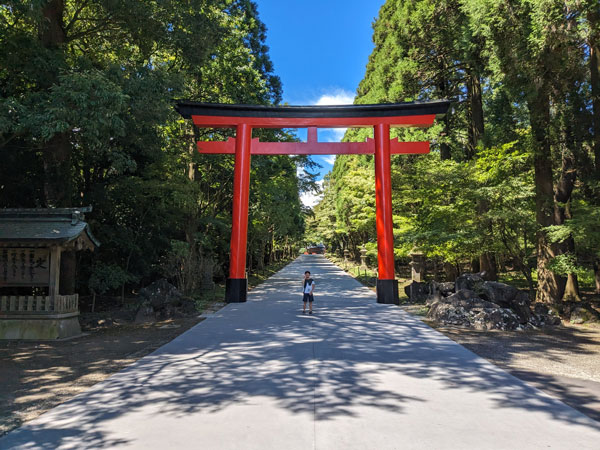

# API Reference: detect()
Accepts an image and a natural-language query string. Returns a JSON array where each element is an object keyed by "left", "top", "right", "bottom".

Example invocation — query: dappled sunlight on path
[{"left": 1, "top": 255, "right": 600, "bottom": 449}]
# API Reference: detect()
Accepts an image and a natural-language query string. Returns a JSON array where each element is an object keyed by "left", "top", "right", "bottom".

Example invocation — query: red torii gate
[{"left": 176, "top": 101, "right": 450, "bottom": 305}]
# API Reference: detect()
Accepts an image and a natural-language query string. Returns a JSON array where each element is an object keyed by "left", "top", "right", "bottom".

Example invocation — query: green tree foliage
[
  {"left": 0, "top": 1, "right": 310, "bottom": 302},
  {"left": 308, "top": 0, "right": 600, "bottom": 303}
]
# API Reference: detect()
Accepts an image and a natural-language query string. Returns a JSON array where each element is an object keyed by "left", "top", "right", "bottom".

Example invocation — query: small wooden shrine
[{"left": 0, "top": 207, "right": 98, "bottom": 339}]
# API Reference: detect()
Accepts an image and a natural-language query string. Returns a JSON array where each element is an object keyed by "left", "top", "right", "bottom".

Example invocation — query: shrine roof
[
  {"left": 175, "top": 100, "right": 451, "bottom": 120},
  {"left": 0, "top": 207, "right": 99, "bottom": 247}
]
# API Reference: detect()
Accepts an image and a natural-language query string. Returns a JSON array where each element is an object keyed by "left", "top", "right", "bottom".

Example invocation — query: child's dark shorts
[{"left": 303, "top": 293, "right": 314, "bottom": 303}]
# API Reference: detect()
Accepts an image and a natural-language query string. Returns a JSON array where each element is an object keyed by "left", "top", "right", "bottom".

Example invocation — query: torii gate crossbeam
[{"left": 176, "top": 101, "right": 450, "bottom": 305}]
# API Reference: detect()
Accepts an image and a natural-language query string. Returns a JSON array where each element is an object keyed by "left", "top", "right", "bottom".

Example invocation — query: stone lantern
[
  {"left": 360, "top": 245, "right": 368, "bottom": 270},
  {"left": 409, "top": 250, "right": 425, "bottom": 282}
]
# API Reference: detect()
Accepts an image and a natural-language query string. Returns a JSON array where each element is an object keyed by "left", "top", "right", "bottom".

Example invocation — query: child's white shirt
[{"left": 303, "top": 281, "right": 314, "bottom": 294}]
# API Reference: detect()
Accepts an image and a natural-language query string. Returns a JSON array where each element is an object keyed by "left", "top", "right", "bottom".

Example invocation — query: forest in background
[
  {"left": 0, "top": 1, "right": 318, "bottom": 305},
  {"left": 2, "top": 0, "right": 600, "bottom": 310},
  {"left": 306, "top": 0, "right": 600, "bottom": 306}
]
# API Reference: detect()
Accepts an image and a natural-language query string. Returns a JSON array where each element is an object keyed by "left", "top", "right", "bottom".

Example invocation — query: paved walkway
[{"left": 2, "top": 255, "right": 600, "bottom": 449}]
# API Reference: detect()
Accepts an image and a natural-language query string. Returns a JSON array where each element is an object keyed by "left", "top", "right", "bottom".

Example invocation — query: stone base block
[
  {"left": 376, "top": 279, "right": 399, "bottom": 305},
  {"left": 225, "top": 278, "right": 247, "bottom": 303},
  {"left": 0, "top": 314, "right": 81, "bottom": 340}
]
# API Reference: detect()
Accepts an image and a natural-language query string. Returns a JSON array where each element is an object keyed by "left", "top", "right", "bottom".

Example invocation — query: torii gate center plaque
[{"left": 176, "top": 101, "right": 450, "bottom": 304}]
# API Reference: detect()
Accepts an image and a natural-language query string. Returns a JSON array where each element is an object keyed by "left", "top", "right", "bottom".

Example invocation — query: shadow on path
[{"left": 1, "top": 255, "right": 599, "bottom": 449}]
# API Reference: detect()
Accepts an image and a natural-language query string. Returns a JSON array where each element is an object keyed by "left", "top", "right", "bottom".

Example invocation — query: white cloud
[
  {"left": 320, "top": 129, "right": 346, "bottom": 143},
  {"left": 300, "top": 179, "right": 324, "bottom": 208},
  {"left": 312, "top": 90, "right": 354, "bottom": 142},
  {"left": 322, "top": 155, "right": 336, "bottom": 165},
  {"left": 314, "top": 89, "right": 355, "bottom": 106}
]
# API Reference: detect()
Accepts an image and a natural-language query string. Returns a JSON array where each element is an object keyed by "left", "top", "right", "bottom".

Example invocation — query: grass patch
[
  {"left": 327, "top": 255, "right": 377, "bottom": 288},
  {"left": 193, "top": 284, "right": 226, "bottom": 311}
]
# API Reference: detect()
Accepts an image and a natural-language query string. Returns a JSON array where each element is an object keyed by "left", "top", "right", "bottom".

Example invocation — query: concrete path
[{"left": 2, "top": 255, "right": 600, "bottom": 449}]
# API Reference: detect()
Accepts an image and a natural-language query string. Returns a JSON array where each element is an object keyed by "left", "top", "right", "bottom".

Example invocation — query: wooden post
[{"left": 49, "top": 246, "right": 62, "bottom": 299}]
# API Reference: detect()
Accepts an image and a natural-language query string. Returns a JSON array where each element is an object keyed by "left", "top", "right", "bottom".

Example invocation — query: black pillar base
[
  {"left": 376, "top": 279, "right": 399, "bottom": 305},
  {"left": 225, "top": 278, "right": 247, "bottom": 303}
]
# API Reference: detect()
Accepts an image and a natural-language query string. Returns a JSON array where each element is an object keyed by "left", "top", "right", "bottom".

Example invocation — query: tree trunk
[
  {"left": 480, "top": 252, "right": 498, "bottom": 281},
  {"left": 466, "top": 72, "right": 484, "bottom": 159},
  {"left": 44, "top": 127, "right": 78, "bottom": 296},
  {"left": 440, "top": 130, "right": 451, "bottom": 160},
  {"left": 530, "top": 89, "right": 566, "bottom": 304},
  {"left": 469, "top": 72, "right": 496, "bottom": 280},
  {"left": 39, "top": 1, "right": 78, "bottom": 294},
  {"left": 588, "top": 6, "right": 600, "bottom": 299},
  {"left": 184, "top": 130, "right": 200, "bottom": 294},
  {"left": 270, "top": 231, "right": 275, "bottom": 263},
  {"left": 443, "top": 262, "right": 458, "bottom": 282},
  {"left": 39, "top": 0, "right": 66, "bottom": 47},
  {"left": 188, "top": 124, "right": 199, "bottom": 181},
  {"left": 39, "top": 1, "right": 69, "bottom": 208},
  {"left": 535, "top": 238, "right": 565, "bottom": 303},
  {"left": 563, "top": 273, "right": 582, "bottom": 302},
  {"left": 258, "top": 244, "right": 265, "bottom": 270},
  {"left": 555, "top": 124, "right": 579, "bottom": 303},
  {"left": 594, "top": 259, "right": 600, "bottom": 294},
  {"left": 438, "top": 70, "right": 451, "bottom": 160},
  {"left": 589, "top": 8, "right": 600, "bottom": 176},
  {"left": 42, "top": 134, "right": 72, "bottom": 208}
]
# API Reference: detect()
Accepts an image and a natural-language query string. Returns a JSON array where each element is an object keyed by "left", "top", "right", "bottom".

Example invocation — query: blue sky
[{"left": 254, "top": 0, "right": 384, "bottom": 205}]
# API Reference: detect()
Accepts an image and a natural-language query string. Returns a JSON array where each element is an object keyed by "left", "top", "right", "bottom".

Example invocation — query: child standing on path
[{"left": 302, "top": 271, "right": 315, "bottom": 314}]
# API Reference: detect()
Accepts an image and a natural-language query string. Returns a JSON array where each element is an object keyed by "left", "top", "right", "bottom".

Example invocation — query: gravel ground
[
  {"left": 0, "top": 317, "right": 204, "bottom": 437},
  {"left": 401, "top": 304, "right": 600, "bottom": 422}
]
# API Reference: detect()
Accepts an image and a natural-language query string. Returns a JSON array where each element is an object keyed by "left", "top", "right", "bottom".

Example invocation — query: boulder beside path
[
  {"left": 135, "top": 279, "right": 196, "bottom": 323},
  {"left": 406, "top": 273, "right": 561, "bottom": 330}
]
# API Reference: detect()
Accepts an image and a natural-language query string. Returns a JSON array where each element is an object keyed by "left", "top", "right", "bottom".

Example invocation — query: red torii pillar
[
  {"left": 373, "top": 123, "right": 397, "bottom": 301},
  {"left": 175, "top": 101, "right": 450, "bottom": 304},
  {"left": 227, "top": 123, "right": 252, "bottom": 300}
]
